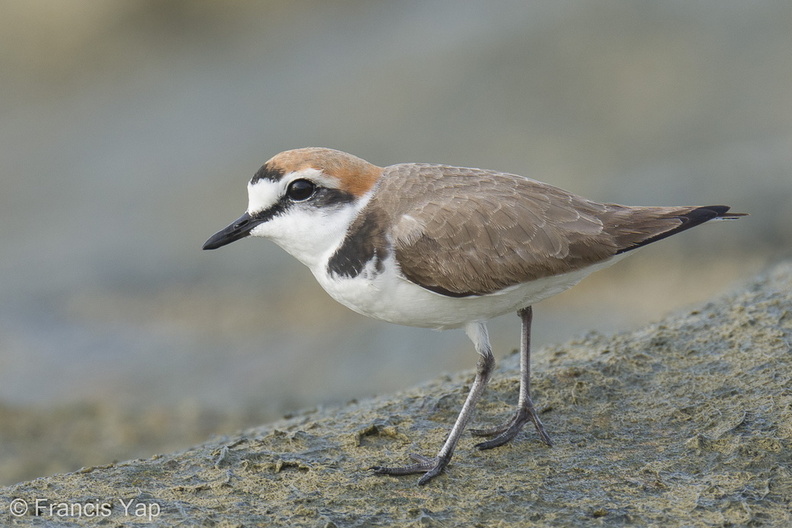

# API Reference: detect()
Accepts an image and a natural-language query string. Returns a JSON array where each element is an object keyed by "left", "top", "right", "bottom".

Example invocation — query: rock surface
[{"left": 2, "top": 263, "right": 791, "bottom": 527}]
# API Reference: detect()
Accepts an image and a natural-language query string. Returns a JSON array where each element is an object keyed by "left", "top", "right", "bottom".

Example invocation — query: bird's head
[{"left": 203, "top": 147, "right": 382, "bottom": 268}]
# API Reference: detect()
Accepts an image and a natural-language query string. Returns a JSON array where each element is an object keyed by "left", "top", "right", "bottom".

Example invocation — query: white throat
[{"left": 247, "top": 179, "right": 374, "bottom": 271}]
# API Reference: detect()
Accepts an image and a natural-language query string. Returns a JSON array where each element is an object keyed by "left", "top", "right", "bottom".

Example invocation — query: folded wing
[{"left": 376, "top": 164, "right": 738, "bottom": 297}]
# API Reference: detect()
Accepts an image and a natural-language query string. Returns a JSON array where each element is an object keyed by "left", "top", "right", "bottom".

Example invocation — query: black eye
[{"left": 286, "top": 179, "right": 316, "bottom": 201}]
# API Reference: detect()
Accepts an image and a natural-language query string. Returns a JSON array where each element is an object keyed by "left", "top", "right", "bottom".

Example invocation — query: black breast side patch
[{"left": 326, "top": 208, "right": 390, "bottom": 279}]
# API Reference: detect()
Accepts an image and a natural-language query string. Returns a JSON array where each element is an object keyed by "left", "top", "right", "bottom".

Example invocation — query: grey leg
[
  {"left": 470, "top": 306, "right": 553, "bottom": 448},
  {"left": 372, "top": 322, "right": 495, "bottom": 485}
]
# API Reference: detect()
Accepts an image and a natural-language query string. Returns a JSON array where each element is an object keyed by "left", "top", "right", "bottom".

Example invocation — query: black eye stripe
[
  {"left": 251, "top": 200, "right": 289, "bottom": 223},
  {"left": 310, "top": 187, "right": 355, "bottom": 208},
  {"left": 250, "top": 187, "right": 356, "bottom": 224},
  {"left": 281, "top": 182, "right": 356, "bottom": 208}
]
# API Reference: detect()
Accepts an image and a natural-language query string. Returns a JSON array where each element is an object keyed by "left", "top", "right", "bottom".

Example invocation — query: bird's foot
[
  {"left": 470, "top": 404, "right": 552, "bottom": 449},
  {"left": 371, "top": 453, "right": 450, "bottom": 485}
]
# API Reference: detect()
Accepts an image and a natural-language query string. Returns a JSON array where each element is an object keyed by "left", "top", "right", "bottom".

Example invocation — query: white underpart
[{"left": 314, "top": 249, "right": 630, "bottom": 330}]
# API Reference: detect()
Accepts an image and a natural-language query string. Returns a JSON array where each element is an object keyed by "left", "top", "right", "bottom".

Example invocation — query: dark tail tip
[
  {"left": 696, "top": 205, "right": 748, "bottom": 220},
  {"left": 616, "top": 205, "right": 746, "bottom": 255}
]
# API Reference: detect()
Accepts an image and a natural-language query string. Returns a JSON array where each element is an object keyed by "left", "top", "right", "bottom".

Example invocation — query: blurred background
[{"left": 1, "top": 0, "right": 789, "bottom": 485}]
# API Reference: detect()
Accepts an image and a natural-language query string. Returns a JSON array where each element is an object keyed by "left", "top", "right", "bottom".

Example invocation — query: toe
[{"left": 372, "top": 453, "right": 451, "bottom": 485}]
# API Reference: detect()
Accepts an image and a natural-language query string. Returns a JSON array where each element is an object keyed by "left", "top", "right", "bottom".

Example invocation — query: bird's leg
[
  {"left": 470, "top": 306, "right": 553, "bottom": 449},
  {"left": 372, "top": 322, "right": 495, "bottom": 485}
]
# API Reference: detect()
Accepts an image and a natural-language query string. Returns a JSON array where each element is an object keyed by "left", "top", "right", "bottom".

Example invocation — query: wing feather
[{"left": 370, "top": 163, "right": 717, "bottom": 296}]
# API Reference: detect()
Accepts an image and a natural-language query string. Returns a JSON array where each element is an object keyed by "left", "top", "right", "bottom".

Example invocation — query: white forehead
[{"left": 246, "top": 179, "right": 279, "bottom": 214}]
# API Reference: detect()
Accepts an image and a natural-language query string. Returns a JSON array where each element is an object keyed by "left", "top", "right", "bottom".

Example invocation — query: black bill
[{"left": 202, "top": 212, "right": 260, "bottom": 250}]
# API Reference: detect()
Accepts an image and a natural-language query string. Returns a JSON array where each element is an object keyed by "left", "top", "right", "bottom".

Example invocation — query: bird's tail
[{"left": 614, "top": 205, "right": 747, "bottom": 255}]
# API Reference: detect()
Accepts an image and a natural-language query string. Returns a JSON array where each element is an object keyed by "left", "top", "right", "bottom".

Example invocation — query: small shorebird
[{"left": 203, "top": 147, "right": 743, "bottom": 485}]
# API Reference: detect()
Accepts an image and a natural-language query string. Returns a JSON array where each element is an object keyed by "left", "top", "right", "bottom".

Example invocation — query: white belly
[{"left": 311, "top": 254, "right": 626, "bottom": 330}]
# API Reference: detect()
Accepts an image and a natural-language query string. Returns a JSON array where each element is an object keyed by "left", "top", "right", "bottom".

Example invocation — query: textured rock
[{"left": 2, "top": 263, "right": 790, "bottom": 527}]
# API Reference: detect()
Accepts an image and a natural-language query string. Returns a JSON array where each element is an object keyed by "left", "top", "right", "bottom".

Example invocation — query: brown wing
[{"left": 374, "top": 163, "right": 732, "bottom": 297}]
